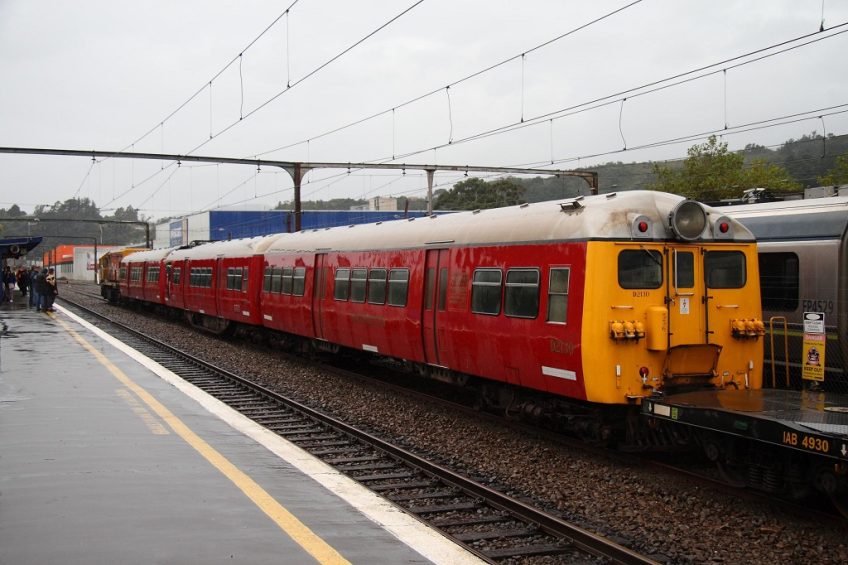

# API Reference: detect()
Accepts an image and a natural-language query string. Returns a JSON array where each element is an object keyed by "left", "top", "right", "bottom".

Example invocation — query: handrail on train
[{"left": 768, "top": 316, "right": 790, "bottom": 388}]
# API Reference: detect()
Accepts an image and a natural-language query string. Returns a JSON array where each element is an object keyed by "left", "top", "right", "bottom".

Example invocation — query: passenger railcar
[
  {"left": 723, "top": 196, "right": 848, "bottom": 388},
  {"left": 98, "top": 247, "right": 145, "bottom": 302},
  {"left": 114, "top": 191, "right": 764, "bottom": 417}
]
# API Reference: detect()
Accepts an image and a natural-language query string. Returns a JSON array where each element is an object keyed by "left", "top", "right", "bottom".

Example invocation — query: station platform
[{"left": 0, "top": 298, "right": 482, "bottom": 564}]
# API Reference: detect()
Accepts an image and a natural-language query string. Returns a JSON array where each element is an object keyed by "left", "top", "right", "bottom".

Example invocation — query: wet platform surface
[{"left": 0, "top": 297, "right": 480, "bottom": 564}]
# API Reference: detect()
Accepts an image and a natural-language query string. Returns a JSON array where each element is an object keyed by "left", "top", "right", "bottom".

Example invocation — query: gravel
[{"left": 64, "top": 284, "right": 848, "bottom": 564}]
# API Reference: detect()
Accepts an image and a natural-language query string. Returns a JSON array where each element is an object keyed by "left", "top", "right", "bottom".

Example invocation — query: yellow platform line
[{"left": 55, "top": 316, "right": 350, "bottom": 565}]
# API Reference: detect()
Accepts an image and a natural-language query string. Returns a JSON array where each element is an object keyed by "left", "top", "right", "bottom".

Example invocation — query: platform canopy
[{"left": 0, "top": 236, "right": 43, "bottom": 260}]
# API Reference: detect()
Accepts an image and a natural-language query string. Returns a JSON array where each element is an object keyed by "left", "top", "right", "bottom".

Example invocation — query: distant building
[
  {"left": 43, "top": 244, "right": 123, "bottom": 281},
  {"left": 350, "top": 197, "right": 399, "bottom": 211},
  {"left": 153, "top": 207, "right": 428, "bottom": 248}
]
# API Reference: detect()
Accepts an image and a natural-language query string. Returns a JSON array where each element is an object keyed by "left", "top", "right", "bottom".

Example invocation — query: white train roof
[
  {"left": 721, "top": 196, "right": 848, "bottom": 240},
  {"left": 122, "top": 246, "right": 177, "bottom": 263},
  {"left": 166, "top": 234, "right": 284, "bottom": 261},
  {"left": 262, "top": 191, "right": 753, "bottom": 254}
]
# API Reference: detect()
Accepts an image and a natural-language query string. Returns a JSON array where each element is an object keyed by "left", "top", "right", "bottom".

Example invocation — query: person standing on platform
[
  {"left": 44, "top": 268, "right": 58, "bottom": 312},
  {"left": 35, "top": 267, "right": 48, "bottom": 311},
  {"left": 16, "top": 267, "right": 28, "bottom": 298},
  {"left": 29, "top": 266, "right": 41, "bottom": 308},
  {"left": 2, "top": 266, "right": 14, "bottom": 302}
]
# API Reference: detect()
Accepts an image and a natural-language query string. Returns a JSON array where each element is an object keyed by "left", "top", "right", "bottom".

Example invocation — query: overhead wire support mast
[{"left": 0, "top": 147, "right": 598, "bottom": 230}]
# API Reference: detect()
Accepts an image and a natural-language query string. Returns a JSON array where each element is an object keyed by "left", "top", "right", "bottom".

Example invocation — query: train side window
[
  {"left": 759, "top": 252, "right": 799, "bottom": 311},
  {"left": 271, "top": 267, "right": 283, "bottom": 293},
  {"left": 293, "top": 267, "right": 306, "bottom": 296},
  {"left": 282, "top": 267, "right": 294, "bottom": 295},
  {"left": 242, "top": 268, "right": 248, "bottom": 292},
  {"left": 547, "top": 268, "right": 570, "bottom": 323},
  {"left": 388, "top": 269, "right": 409, "bottom": 307},
  {"left": 350, "top": 268, "right": 368, "bottom": 302},
  {"left": 505, "top": 268, "right": 539, "bottom": 319},
  {"left": 424, "top": 268, "right": 435, "bottom": 310},
  {"left": 207, "top": 267, "right": 214, "bottom": 288},
  {"left": 173, "top": 267, "right": 181, "bottom": 285},
  {"left": 263, "top": 267, "right": 272, "bottom": 292},
  {"left": 438, "top": 268, "right": 448, "bottom": 311},
  {"left": 226, "top": 267, "right": 235, "bottom": 290},
  {"left": 147, "top": 266, "right": 160, "bottom": 283},
  {"left": 368, "top": 268, "right": 387, "bottom": 304},
  {"left": 119, "top": 266, "right": 127, "bottom": 280},
  {"left": 705, "top": 251, "right": 746, "bottom": 288},
  {"left": 334, "top": 268, "right": 350, "bottom": 300},
  {"left": 471, "top": 269, "right": 503, "bottom": 315},
  {"left": 618, "top": 250, "right": 662, "bottom": 289}
]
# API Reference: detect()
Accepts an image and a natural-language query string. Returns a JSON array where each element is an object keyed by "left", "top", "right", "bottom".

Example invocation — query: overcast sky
[{"left": 1, "top": 0, "right": 846, "bottom": 220}]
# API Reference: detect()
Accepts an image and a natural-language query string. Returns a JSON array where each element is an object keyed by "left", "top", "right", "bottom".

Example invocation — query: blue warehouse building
[{"left": 157, "top": 209, "right": 433, "bottom": 248}]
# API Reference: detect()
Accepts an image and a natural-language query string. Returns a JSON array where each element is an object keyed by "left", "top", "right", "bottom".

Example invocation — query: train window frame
[
  {"left": 704, "top": 251, "right": 746, "bottom": 289},
  {"left": 758, "top": 252, "right": 799, "bottom": 311},
  {"left": 271, "top": 267, "right": 283, "bottom": 293},
  {"left": 367, "top": 268, "right": 388, "bottom": 304},
  {"left": 281, "top": 266, "right": 294, "bottom": 295},
  {"left": 147, "top": 265, "right": 160, "bottom": 283},
  {"left": 471, "top": 268, "right": 503, "bottom": 316},
  {"left": 263, "top": 267, "right": 272, "bottom": 292},
  {"left": 242, "top": 267, "right": 248, "bottom": 292},
  {"left": 505, "top": 268, "right": 540, "bottom": 319},
  {"left": 388, "top": 269, "right": 409, "bottom": 307},
  {"left": 618, "top": 249, "right": 663, "bottom": 289},
  {"left": 173, "top": 267, "right": 181, "bottom": 285},
  {"left": 350, "top": 268, "right": 368, "bottom": 303},
  {"left": 334, "top": 268, "right": 350, "bottom": 301},
  {"left": 424, "top": 268, "right": 435, "bottom": 310},
  {"left": 674, "top": 250, "right": 695, "bottom": 289},
  {"left": 131, "top": 266, "right": 142, "bottom": 283},
  {"left": 546, "top": 267, "right": 570, "bottom": 324},
  {"left": 119, "top": 266, "right": 127, "bottom": 280},
  {"left": 292, "top": 266, "right": 306, "bottom": 296},
  {"left": 438, "top": 268, "right": 448, "bottom": 311}
]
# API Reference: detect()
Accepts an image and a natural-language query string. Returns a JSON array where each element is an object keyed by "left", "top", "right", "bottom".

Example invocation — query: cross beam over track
[{"left": 0, "top": 146, "right": 598, "bottom": 231}]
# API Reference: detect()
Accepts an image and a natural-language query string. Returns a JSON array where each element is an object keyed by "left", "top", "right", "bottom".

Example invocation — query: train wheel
[
  {"left": 715, "top": 460, "right": 747, "bottom": 488},
  {"left": 829, "top": 493, "right": 848, "bottom": 519}
]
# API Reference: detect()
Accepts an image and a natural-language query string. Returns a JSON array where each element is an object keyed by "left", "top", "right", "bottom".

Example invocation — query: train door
[
  {"left": 312, "top": 253, "right": 327, "bottom": 339},
  {"left": 422, "top": 249, "right": 449, "bottom": 366},
  {"left": 664, "top": 244, "right": 721, "bottom": 383},
  {"left": 666, "top": 245, "right": 707, "bottom": 346}
]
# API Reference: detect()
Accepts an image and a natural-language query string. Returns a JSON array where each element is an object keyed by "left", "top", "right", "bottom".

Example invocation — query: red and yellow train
[{"left": 102, "top": 191, "right": 765, "bottom": 428}]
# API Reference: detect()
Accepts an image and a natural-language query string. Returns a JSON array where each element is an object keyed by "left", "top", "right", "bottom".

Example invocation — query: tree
[
  {"left": 433, "top": 177, "right": 525, "bottom": 210},
  {"left": 819, "top": 152, "right": 848, "bottom": 186},
  {"left": 651, "top": 135, "right": 801, "bottom": 201}
]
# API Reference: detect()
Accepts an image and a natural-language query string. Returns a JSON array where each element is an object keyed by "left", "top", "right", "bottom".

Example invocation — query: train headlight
[{"left": 669, "top": 200, "right": 707, "bottom": 241}]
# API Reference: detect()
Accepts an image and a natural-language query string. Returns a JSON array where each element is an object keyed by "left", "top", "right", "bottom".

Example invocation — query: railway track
[{"left": 58, "top": 294, "right": 655, "bottom": 564}]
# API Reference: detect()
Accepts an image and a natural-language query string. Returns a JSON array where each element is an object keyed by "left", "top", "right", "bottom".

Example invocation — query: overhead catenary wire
[
  {"left": 93, "top": 1, "right": 424, "bottom": 210},
  {"left": 257, "top": 0, "right": 646, "bottom": 157},
  {"left": 371, "top": 24, "right": 848, "bottom": 167},
  {"left": 119, "top": 0, "right": 301, "bottom": 153}
]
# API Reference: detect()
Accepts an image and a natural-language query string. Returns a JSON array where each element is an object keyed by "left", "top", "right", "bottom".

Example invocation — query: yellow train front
[{"left": 579, "top": 196, "right": 763, "bottom": 405}]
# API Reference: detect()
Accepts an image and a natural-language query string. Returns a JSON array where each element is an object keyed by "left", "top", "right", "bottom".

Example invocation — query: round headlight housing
[{"left": 669, "top": 200, "right": 707, "bottom": 241}]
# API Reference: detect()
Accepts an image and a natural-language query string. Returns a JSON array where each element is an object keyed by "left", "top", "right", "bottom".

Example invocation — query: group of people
[{"left": 0, "top": 265, "right": 58, "bottom": 312}]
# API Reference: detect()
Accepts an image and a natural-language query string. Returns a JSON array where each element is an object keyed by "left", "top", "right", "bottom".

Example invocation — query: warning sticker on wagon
[{"left": 802, "top": 333, "right": 826, "bottom": 382}]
